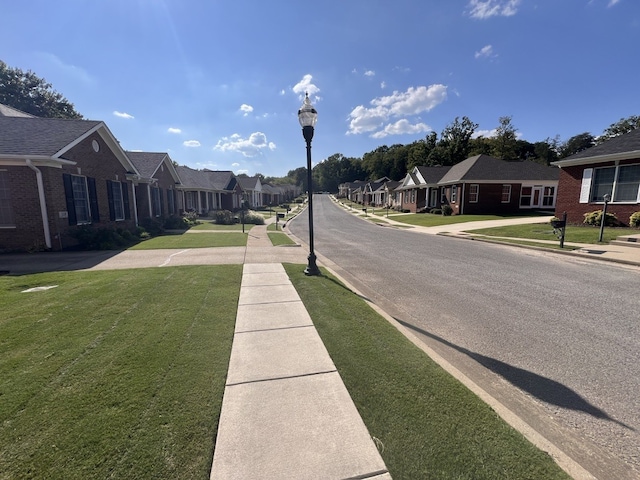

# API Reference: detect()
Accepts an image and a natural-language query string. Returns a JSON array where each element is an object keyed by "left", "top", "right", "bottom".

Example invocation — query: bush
[
  {"left": 70, "top": 225, "right": 135, "bottom": 250},
  {"left": 163, "top": 215, "right": 189, "bottom": 230},
  {"left": 429, "top": 208, "right": 442, "bottom": 215},
  {"left": 242, "top": 210, "right": 265, "bottom": 225},
  {"left": 630, "top": 211, "right": 640, "bottom": 228},
  {"left": 583, "top": 210, "right": 619, "bottom": 227},
  {"left": 441, "top": 205, "right": 453, "bottom": 216},
  {"left": 140, "top": 217, "right": 164, "bottom": 236},
  {"left": 214, "top": 210, "right": 235, "bottom": 225}
]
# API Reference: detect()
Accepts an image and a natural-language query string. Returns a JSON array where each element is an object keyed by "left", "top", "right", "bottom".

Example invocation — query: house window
[
  {"left": 543, "top": 186, "right": 555, "bottom": 206},
  {"left": 469, "top": 184, "right": 479, "bottom": 203},
  {"left": 501, "top": 185, "right": 511, "bottom": 203},
  {"left": 0, "top": 171, "right": 15, "bottom": 227},
  {"left": 185, "top": 192, "right": 196, "bottom": 210},
  {"left": 152, "top": 187, "right": 162, "bottom": 217},
  {"left": 520, "top": 186, "right": 532, "bottom": 206},
  {"left": 451, "top": 185, "right": 458, "bottom": 203},
  {"left": 591, "top": 167, "right": 615, "bottom": 202},
  {"left": 440, "top": 187, "right": 446, "bottom": 204},
  {"left": 614, "top": 165, "right": 640, "bottom": 202},
  {"left": 108, "top": 180, "right": 125, "bottom": 221},
  {"left": 167, "top": 189, "right": 175, "bottom": 215},
  {"left": 63, "top": 174, "right": 99, "bottom": 225},
  {"left": 411, "top": 189, "right": 416, "bottom": 203}
]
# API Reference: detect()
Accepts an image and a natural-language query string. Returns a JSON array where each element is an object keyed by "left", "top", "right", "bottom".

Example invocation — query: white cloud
[
  {"left": 371, "top": 119, "right": 432, "bottom": 139},
  {"left": 240, "top": 104, "right": 254, "bottom": 116},
  {"left": 292, "top": 74, "right": 320, "bottom": 100},
  {"left": 475, "top": 44, "right": 495, "bottom": 59},
  {"left": 347, "top": 84, "right": 447, "bottom": 137},
  {"left": 183, "top": 140, "right": 201, "bottom": 147},
  {"left": 113, "top": 111, "right": 134, "bottom": 119},
  {"left": 467, "top": 0, "right": 521, "bottom": 19},
  {"left": 381, "top": 81, "right": 386, "bottom": 89},
  {"left": 232, "top": 162, "right": 240, "bottom": 167},
  {"left": 608, "top": 0, "right": 620, "bottom": 6},
  {"left": 214, "top": 132, "right": 276, "bottom": 157},
  {"left": 236, "top": 169, "right": 249, "bottom": 175},
  {"left": 167, "top": 127, "right": 182, "bottom": 134},
  {"left": 472, "top": 128, "right": 498, "bottom": 138},
  {"left": 364, "top": 70, "right": 375, "bottom": 77}
]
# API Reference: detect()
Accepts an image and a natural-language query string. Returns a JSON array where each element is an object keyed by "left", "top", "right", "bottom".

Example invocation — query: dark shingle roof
[
  {"left": 559, "top": 128, "right": 640, "bottom": 162},
  {"left": 0, "top": 103, "right": 35, "bottom": 118},
  {"left": 176, "top": 166, "right": 235, "bottom": 191},
  {"left": 126, "top": 151, "right": 167, "bottom": 178},
  {"left": 438, "top": 154, "right": 559, "bottom": 184},
  {"left": 236, "top": 176, "right": 260, "bottom": 190},
  {"left": 0, "top": 116, "right": 102, "bottom": 157},
  {"left": 416, "top": 165, "right": 451, "bottom": 184}
]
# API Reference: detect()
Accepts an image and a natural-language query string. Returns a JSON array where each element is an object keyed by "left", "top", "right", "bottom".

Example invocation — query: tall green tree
[
  {"left": 598, "top": 115, "right": 640, "bottom": 143},
  {"left": 559, "top": 132, "right": 595, "bottom": 158},
  {"left": 0, "top": 61, "right": 82, "bottom": 118},
  {"left": 492, "top": 116, "right": 519, "bottom": 161},
  {"left": 438, "top": 116, "right": 478, "bottom": 165}
]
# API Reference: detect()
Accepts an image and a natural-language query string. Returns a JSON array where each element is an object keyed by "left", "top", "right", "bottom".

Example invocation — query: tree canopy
[{"left": 0, "top": 60, "right": 82, "bottom": 118}]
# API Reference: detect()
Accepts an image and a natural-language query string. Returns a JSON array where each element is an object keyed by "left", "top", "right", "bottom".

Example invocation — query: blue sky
[{"left": 2, "top": 0, "right": 637, "bottom": 177}]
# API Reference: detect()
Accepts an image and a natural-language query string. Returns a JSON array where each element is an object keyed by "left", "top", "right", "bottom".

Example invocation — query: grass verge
[
  {"left": 392, "top": 213, "right": 539, "bottom": 228},
  {"left": 130, "top": 232, "right": 247, "bottom": 249},
  {"left": 0, "top": 266, "right": 240, "bottom": 479},
  {"left": 285, "top": 264, "right": 570, "bottom": 480},
  {"left": 267, "top": 232, "right": 297, "bottom": 246},
  {"left": 467, "top": 223, "right": 623, "bottom": 244},
  {"left": 190, "top": 222, "right": 253, "bottom": 231}
]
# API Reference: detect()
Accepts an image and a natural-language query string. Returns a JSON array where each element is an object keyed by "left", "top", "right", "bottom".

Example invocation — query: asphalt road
[{"left": 289, "top": 195, "right": 640, "bottom": 479}]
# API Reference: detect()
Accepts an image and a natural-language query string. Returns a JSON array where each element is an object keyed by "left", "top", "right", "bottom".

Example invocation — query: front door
[{"left": 532, "top": 187, "right": 543, "bottom": 208}]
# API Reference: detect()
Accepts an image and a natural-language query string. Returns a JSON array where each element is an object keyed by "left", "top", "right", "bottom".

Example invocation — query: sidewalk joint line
[
  {"left": 235, "top": 325, "right": 314, "bottom": 334},
  {"left": 342, "top": 469, "right": 390, "bottom": 480},
  {"left": 226, "top": 369, "right": 337, "bottom": 387}
]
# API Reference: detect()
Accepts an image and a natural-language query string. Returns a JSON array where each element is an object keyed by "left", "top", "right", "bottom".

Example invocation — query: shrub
[
  {"left": 429, "top": 208, "right": 442, "bottom": 215},
  {"left": 242, "top": 210, "right": 265, "bottom": 225},
  {"left": 163, "top": 215, "right": 189, "bottom": 230},
  {"left": 630, "top": 211, "right": 640, "bottom": 228},
  {"left": 70, "top": 225, "right": 133, "bottom": 250},
  {"left": 140, "top": 217, "right": 164, "bottom": 236},
  {"left": 182, "top": 210, "right": 199, "bottom": 223},
  {"left": 441, "top": 205, "right": 453, "bottom": 216},
  {"left": 583, "top": 210, "right": 618, "bottom": 227},
  {"left": 214, "top": 210, "right": 235, "bottom": 225}
]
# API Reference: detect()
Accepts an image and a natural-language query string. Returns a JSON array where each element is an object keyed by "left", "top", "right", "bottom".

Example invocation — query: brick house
[
  {"left": 552, "top": 128, "right": 640, "bottom": 225},
  {"left": 175, "top": 166, "right": 241, "bottom": 214},
  {"left": 236, "top": 176, "right": 263, "bottom": 208},
  {"left": 437, "top": 155, "right": 559, "bottom": 215},
  {"left": 397, "top": 166, "right": 452, "bottom": 213},
  {"left": 0, "top": 115, "right": 140, "bottom": 252},
  {"left": 127, "top": 151, "right": 181, "bottom": 221}
]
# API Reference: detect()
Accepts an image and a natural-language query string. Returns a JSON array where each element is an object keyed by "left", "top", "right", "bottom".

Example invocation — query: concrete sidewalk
[{"left": 209, "top": 262, "right": 390, "bottom": 480}]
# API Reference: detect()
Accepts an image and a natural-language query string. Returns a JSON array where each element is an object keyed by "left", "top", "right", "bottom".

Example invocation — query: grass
[
  {"left": 267, "top": 232, "right": 297, "bottom": 246},
  {"left": 285, "top": 264, "right": 570, "bottom": 480},
  {"left": 129, "top": 232, "right": 247, "bottom": 249},
  {"left": 467, "top": 222, "right": 623, "bottom": 245},
  {"left": 391, "top": 213, "right": 538, "bottom": 228},
  {"left": 190, "top": 221, "right": 253, "bottom": 231},
  {"left": 0, "top": 266, "right": 241, "bottom": 479}
]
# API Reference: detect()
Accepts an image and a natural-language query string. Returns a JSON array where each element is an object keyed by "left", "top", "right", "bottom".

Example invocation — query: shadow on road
[{"left": 397, "top": 318, "right": 634, "bottom": 431}]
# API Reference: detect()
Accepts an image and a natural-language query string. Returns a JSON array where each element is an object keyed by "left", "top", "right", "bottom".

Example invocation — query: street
[{"left": 289, "top": 195, "right": 640, "bottom": 479}]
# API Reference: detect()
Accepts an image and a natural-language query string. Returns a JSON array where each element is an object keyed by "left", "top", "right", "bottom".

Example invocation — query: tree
[
  {"left": 598, "top": 115, "right": 640, "bottom": 143},
  {"left": 438, "top": 116, "right": 478, "bottom": 165},
  {"left": 559, "top": 132, "right": 595, "bottom": 158},
  {"left": 492, "top": 116, "right": 518, "bottom": 161},
  {"left": 0, "top": 61, "right": 82, "bottom": 118}
]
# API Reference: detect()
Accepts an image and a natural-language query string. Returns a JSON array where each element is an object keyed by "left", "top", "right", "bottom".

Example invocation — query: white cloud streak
[
  {"left": 167, "top": 127, "right": 182, "bottom": 134},
  {"left": 183, "top": 140, "right": 201, "bottom": 147},
  {"left": 240, "top": 104, "right": 254, "bottom": 116},
  {"left": 467, "top": 0, "right": 521, "bottom": 19},
  {"left": 113, "top": 111, "right": 134, "bottom": 119},
  {"left": 214, "top": 132, "right": 276, "bottom": 157},
  {"left": 475, "top": 44, "right": 495, "bottom": 59},
  {"left": 347, "top": 84, "right": 447, "bottom": 137},
  {"left": 292, "top": 74, "right": 320, "bottom": 100}
]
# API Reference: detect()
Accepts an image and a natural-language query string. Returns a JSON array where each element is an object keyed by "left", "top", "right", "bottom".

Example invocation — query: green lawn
[
  {"left": 130, "top": 232, "right": 247, "bottom": 249},
  {"left": 190, "top": 221, "right": 253, "bottom": 231},
  {"left": 468, "top": 223, "right": 624, "bottom": 245},
  {"left": 391, "top": 213, "right": 540, "bottom": 227},
  {"left": 267, "top": 232, "right": 297, "bottom": 246},
  {"left": 285, "top": 265, "right": 569, "bottom": 480},
  {"left": 0, "top": 266, "right": 241, "bottom": 479}
]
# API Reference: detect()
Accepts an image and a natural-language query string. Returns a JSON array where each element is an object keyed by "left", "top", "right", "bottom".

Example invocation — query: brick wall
[{"left": 555, "top": 160, "right": 640, "bottom": 225}]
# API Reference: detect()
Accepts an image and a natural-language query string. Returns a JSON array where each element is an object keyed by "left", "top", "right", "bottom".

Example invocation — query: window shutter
[
  {"left": 62, "top": 173, "right": 76, "bottom": 225},
  {"left": 107, "top": 180, "right": 116, "bottom": 221},
  {"left": 579, "top": 168, "right": 593, "bottom": 204},
  {"left": 159, "top": 188, "right": 164, "bottom": 216},
  {"left": 122, "top": 182, "right": 131, "bottom": 219},
  {"left": 88, "top": 177, "right": 100, "bottom": 223}
]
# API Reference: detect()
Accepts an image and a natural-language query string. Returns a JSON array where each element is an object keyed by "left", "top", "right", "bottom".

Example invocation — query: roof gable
[
  {"left": 553, "top": 128, "right": 640, "bottom": 166},
  {"left": 438, "top": 154, "right": 558, "bottom": 184},
  {"left": 127, "top": 151, "right": 181, "bottom": 183}
]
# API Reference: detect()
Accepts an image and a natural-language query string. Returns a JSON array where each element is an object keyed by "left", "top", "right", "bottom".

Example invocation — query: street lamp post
[{"left": 298, "top": 93, "right": 321, "bottom": 276}]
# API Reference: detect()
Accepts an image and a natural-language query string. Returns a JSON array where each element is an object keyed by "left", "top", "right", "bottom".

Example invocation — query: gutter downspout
[
  {"left": 131, "top": 183, "right": 139, "bottom": 227},
  {"left": 460, "top": 183, "right": 466, "bottom": 215},
  {"left": 26, "top": 160, "right": 52, "bottom": 249}
]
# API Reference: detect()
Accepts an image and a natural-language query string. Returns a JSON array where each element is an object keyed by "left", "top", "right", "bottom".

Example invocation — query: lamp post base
[{"left": 304, "top": 252, "right": 321, "bottom": 276}]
